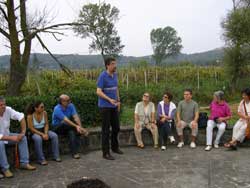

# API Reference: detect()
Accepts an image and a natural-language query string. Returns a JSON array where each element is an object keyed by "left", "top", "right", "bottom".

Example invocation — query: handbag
[
  {"left": 243, "top": 101, "right": 250, "bottom": 139},
  {"left": 198, "top": 112, "right": 208, "bottom": 128}
]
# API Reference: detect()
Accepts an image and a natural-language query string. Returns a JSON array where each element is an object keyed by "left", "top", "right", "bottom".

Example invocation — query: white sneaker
[
  {"left": 214, "top": 144, "right": 219, "bottom": 149},
  {"left": 205, "top": 145, "right": 212, "bottom": 151},
  {"left": 177, "top": 142, "right": 184, "bottom": 148},
  {"left": 169, "top": 136, "right": 175, "bottom": 144},
  {"left": 190, "top": 142, "right": 196, "bottom": 149},
  {"left": 161, "top": 146, "right": 166, "bottom": 150}
]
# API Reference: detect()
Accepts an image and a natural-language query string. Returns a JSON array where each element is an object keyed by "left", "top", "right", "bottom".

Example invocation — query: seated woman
[
  {"left": 157, "top": 91, "right": 176, "bottom": 151},
  {"left": 205, "top": 91, "right": 231, "bottom": 151},
  {"left": 134, "top": 92, "right": 158, "bottom": 148},
  {"left": 225, "top": 88, "right": 250, "bottom": 150},
  {"left": 27, "top": 101, "right": 61, "bottom": 165}
]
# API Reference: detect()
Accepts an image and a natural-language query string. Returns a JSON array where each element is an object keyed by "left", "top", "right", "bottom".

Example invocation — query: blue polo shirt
[
  {"left": 52, "top": 103, "right": 77, "bottom": 126},
  {"left": 97, "top": 71, "right": 118, "bottom": 108}
]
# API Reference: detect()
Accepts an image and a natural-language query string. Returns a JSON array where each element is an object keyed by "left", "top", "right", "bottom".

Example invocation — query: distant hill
[{"left": 0, "top": 48, "right": 224, "bottom": 70}]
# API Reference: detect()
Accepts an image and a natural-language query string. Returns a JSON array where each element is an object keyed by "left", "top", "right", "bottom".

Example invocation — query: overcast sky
[{"left": 0, "top": 0, "right": 233, "bottom": 57}]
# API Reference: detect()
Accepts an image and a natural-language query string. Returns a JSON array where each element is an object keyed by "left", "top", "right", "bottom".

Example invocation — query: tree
[
  {"left": 232, "top": 0, "right": 250, "bottom": 10},
  {"left": 222, "top": 3, "right": 250, "bottom": 92},
  {"left": 150, "top": 26, "right": 182, "bottom": 65},
  {"left": 73, "top": 2, "right": 124, "bottom": 61},
  {"left": 0, "top": 0, "right": 74, "bottom": 96}
]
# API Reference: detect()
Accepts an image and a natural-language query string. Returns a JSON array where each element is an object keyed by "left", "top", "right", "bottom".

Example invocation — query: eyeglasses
[
  {"left": 143, "top": 94, "right": 149, "bottom": 97},
  {"left": 163, "top": 96, "right": 168, "bottom": 99},
  {"left": 62, "top": 99, "right": 70, "bottom": 103}
]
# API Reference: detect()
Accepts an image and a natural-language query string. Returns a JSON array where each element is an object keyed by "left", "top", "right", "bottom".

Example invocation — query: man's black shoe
[
  {"left": 103, "top": 153, "right": 115, "bottom": 160},
  {"left": 112, "top": 149, "right": 124, "bottom": 154}
]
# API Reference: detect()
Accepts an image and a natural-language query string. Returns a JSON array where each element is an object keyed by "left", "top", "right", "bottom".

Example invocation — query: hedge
[{"left": 6, "top": 90, "right": 100, "bottom": 132}]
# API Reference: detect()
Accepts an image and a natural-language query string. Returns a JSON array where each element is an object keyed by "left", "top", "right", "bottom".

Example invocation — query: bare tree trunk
[
  {"left": 7, "top": 62, "right": 28, "bottom": 96},
  {"left": 232, "top": 0, "right": 237, "bottom": 10}
]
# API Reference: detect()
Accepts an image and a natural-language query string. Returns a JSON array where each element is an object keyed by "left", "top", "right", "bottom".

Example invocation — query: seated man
[
  {"left": 0, "top": 96, "right": 36, "bottom": 178},
  {"left": 176, "top": 89, "right": 199, "bottom": 149},
  {"left": 52, "top": 94, "right": 88, "bottom": 159},
  {"left": 134, "top": 92, "right": 158, "bottom": 148}
]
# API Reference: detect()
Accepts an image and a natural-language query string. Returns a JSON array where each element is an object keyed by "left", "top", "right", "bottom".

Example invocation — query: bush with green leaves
[{"left": 6, "top": 90, "right": 100, "bottom": 133}]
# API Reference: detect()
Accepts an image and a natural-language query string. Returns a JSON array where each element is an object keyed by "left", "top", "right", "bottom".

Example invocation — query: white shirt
[{"left": 0, "top": 106, "right": 24, "bottom": 140}]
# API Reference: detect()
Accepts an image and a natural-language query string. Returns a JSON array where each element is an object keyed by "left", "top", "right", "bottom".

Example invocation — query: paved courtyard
[{"left": 1, "top": 146, "right": 250, "bottom": 188}]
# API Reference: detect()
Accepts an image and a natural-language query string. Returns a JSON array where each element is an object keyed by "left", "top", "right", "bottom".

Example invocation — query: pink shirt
[{"left": 209, "top": 101, "right": 231, "bottom": 120}]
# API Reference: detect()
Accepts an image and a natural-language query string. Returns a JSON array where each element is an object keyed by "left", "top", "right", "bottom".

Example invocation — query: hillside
[{"left": 0, "top": 48, "right": 224, "bottom": 70}]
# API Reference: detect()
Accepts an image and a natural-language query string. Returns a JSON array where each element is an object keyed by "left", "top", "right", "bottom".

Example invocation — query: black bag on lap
[{"left": 198, "top": 112, "right": 208, "bottom": 128}]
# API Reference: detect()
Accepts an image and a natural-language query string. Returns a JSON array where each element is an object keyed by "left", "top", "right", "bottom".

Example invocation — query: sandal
[
  {"left": 137, "top": 144, "right": 144, "bottom": 149},
  {"left": 224, "top": 143, "right": 231, "bottom": 148}
]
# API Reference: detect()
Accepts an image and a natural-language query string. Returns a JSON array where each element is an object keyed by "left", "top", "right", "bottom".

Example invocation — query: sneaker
[
  {"left": 3, "top": 169, "right": 13, "bottom": 178},
  {"left": 169, "top": 136, "right": 175, "bottom": 144},
  {"left": 73, "top": 154, "right": 81, "bottom": 159},
  {"left": 20, "top": 164, "right": 36, "bottom": 170},
  {"left": 214, "top": 144, "right": 219, "bottom": 149},
  {"left": 177, "top": 142, "right": 184, "bottom": 148},
  {"left": 53, "top": 158, "right": 62, "bottom": 162},
  {"left": 190, "top": 142, "right": 196, "bottom": 149},
  {"left": 39, "top": 160, "right": 48, "bottom": 166},
  {"left": 0, "top": 173, "right": 4, "bottom": 179},
  {"left": 205, "top": 145, "right": 212, "bottom": 151},
  {"left": 161, "top": 146, "right": 166, "bottom": 151}
]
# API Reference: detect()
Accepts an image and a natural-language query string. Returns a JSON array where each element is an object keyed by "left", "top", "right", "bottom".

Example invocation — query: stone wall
[{"left": 6, "top": 126, "right": 250, "bottom": 167}]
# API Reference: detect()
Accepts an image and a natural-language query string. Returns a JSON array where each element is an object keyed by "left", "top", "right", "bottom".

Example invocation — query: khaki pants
[
  {"left": 134, "top": 123, "right": 158, "bottom": 146},
  {"left": 176, "top": 120, "right": 198, "bottom": 137}
]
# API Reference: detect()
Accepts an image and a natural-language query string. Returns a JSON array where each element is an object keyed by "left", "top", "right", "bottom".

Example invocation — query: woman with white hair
[{"left": 205, "top": 91, "right": 232, "bottom": 151}]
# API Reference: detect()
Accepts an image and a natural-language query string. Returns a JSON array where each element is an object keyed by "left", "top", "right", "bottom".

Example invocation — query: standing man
[
  {"left": 96, "top": 57, "right": 123, "bottom": 160},
  {"left": 176, "top": 89, "right": 199, "bottom": 149},
  {"left": 0, "top": 96, "right": 36, "bottom": 178},
  {"left": 52, "top": 94, "right": 88, "bottom": 159}
]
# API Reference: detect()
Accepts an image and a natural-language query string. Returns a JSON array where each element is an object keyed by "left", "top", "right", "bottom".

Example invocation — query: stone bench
[{"left": 6, "top": 125, "right": 250, "bottom": 167}]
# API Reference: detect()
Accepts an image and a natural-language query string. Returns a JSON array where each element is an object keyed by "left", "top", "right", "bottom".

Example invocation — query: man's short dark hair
[
  {"left": 67, "top": 178, "right": 110, "bottom": 188},
  {"left": 104, "top": 57, "right": 116, "bottom": 69},
  {"left": 184, "top": 88, "right": 192, "bottom": 95}
]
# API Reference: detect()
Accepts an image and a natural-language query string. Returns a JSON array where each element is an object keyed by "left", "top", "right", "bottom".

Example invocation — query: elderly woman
[
  {"left": 205, "top": 91, "right": 232, "bottom": 151},
  {"left": 134, "top": 92, "right": 158, "bottom": 148},
  {"left": 157, "top": 92, "right": 176, "bottom": 150},
  {"left": 224, "top": 88, "right": 250, "bottom": 150},
  {"left": 27, "top": 101, "right": 61, "bottom": 165}
]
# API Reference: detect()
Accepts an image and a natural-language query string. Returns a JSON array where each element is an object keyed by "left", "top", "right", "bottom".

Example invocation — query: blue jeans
[
  {"left": 53, "top": 123, "right": 80, "bottom": 155},
  {"left": 0, "top": 133, "right": 29, "bottom": 172},
  {"left": 32, "top": 131, "right": 60, "bottom": 162},
  {"left": 158, "top": 121, "right": 173, "bottom": 146}
]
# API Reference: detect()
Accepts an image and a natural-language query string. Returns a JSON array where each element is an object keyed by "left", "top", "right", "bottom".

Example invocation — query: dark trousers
[
  {"left": 158, "top": 121, "right": 173, "bottom": 146},
  {"left": 100, "top": 107, "right": 120, "bottom": 155},
  {"left": 53, "top": 123, "right": 80, "bottom": 155}
]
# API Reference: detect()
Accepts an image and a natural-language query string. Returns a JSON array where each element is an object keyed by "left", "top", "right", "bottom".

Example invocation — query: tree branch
[
  {"left": 30, "top": 22, "right": 82, "bottom": 36},
  {"left": 35, "top": 34, "right": 73, "bottom": 77},
  {"left": 0, "top": 4, "right": 8, "bottom": 22},
  {"left": 0, "top": 27, "right": 10, "bottom": 40}
]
